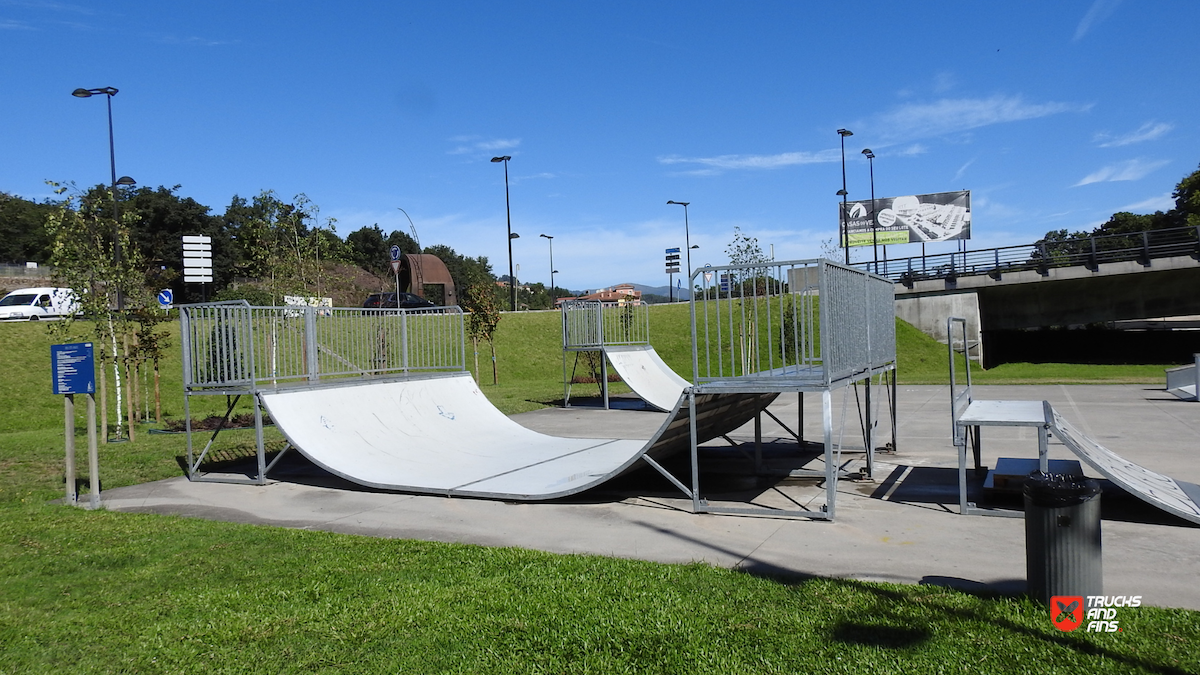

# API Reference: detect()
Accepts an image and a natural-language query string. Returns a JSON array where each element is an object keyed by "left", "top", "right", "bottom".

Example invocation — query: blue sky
[{"left": 2, "top": 1, "right": 1196, "bottom": 290}]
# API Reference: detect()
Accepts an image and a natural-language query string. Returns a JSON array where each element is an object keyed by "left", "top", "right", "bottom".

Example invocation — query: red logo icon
[{"left": 1051, "top": 596, "right": 1084, "bottom": 631}]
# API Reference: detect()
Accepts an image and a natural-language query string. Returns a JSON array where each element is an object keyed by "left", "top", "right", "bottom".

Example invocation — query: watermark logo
[
  {"left": 1051, "top": 596, "right": 1084, "bottom": 631},
  {"left": 1051, "top": 596, "right": 1140, "bottom": 632}
]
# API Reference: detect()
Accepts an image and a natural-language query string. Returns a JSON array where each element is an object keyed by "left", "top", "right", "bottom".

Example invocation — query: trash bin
[{"left": 1024, "top": 472, "right": 1102, "bottom": 605}]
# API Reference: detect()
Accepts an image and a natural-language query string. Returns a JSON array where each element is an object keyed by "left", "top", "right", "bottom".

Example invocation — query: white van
[{"left": 0, "top": 287, "right": 80, "bottom": 321}]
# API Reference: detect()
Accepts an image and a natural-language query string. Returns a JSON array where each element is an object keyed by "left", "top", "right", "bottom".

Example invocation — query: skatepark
[{"left": 97, "top": 259, "right": 1200, "bottom": 610}]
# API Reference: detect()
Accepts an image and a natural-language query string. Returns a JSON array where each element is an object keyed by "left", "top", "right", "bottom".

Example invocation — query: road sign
[
  {"left": 157, "top": 289, "right": 173, "bottom": 308},
  {"left": 665, "top": 266, "right": 681, "bottom": 274},
  {"left": 51, "top": 342, "right": 95, "bottom": 395},
  {"left": 183, "top": 234, "right": 213, "bottom": 283},
  {"left": 665, "top": 247, "right": 680, "bottom": 254},
  {"left": 390, "top": 260, "right": 402, "bottom": 274},
  {"left": 390, "top": 245, "right": 402, "bottom": 261}
]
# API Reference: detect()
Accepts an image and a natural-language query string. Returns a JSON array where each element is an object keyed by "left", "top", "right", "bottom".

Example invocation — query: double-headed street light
[
  {"left": 491, "top": 155, "right": 516, "bottom": 311},
  {"left": 73, "top": 86, "right": 136, "bottom": 309},
  {"left": 666, "top": 200, "right": 691, "bottom": 298},
  {"left": 539, "top": 233, "right": 556, "bottom": 306},
  {"left": 862, "top": 148, "right": 878, "bottom": 274},
  {"left": 837, "top": 128, "right": 853, "bottom": 264}
]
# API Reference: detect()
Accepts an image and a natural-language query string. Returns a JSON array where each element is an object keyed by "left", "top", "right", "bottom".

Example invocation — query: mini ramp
[
  {"left": 602, "top": 345, "right": 691, "bottom": 412},
  {"left": 949, "top": 317, "right": 1200, "bottom": 524},
  {"left": 259, "top": 371, "right": 776, "bottom": 500},
  {"left": 560, "top": 300, "right": 690, "bottom": 411}
]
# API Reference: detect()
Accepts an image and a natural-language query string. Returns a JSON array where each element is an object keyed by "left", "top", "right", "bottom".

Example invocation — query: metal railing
[
  {"left": 0, "top": 263, "right": 54, "bottom": 278},
  {"left": 856, "top": 225, "right": 1200, "bottom": 285},
  {"left": 689, "top": 259, "right": 895, "bottom": 386},
  {"left": 180, "top": 301, "right": 465, "bottom": 390},
  {"left": 562, "top": 299, "right": 650, "bottom": 349}
]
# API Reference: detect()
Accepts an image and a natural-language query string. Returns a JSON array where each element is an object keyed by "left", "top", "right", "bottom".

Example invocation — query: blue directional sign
[
  {"left": 390, "top": 245, "right": 402, "bottom": 261},
  {"left": 665, "top": 247, "right": 680, "bottom": 254},
  {"left": 157, "top": 288, "right": 174, "bottom": 308},
  {"left": 51, "top": 342, "right": 95, "bottom": 395}
]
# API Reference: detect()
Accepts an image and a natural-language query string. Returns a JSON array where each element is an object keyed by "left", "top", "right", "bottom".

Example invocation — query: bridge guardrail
[{"left": 856, "top": 225, "right": 1200, "bottom": 286}]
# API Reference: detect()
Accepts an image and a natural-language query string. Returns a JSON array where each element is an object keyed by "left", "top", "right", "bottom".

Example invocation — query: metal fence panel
[
  {"left": 562, "top": 300, "right": 649, "bottom": 348},
  {"left": 181, "top": 302, "right": 465, "bottom": 389},
  {"left": 690, "top": 259, "right": 895, "bottom": 386}
]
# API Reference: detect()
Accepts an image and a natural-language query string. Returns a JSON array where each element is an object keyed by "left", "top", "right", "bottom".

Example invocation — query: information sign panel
[{"left": 51, "top": 342, "right": 95, "bottom": 395}]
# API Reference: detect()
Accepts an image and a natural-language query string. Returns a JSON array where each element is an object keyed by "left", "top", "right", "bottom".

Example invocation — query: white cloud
[
  {"left": 448, "top": 136, "right": 521, "bottom": 156},
  {"left": 953, "top": 159, "right": 975, "bottom": 181},
  {"left": 873, "top": 95, "right": 1079, "bottom": 142},
  {"left": 1118, "top": 193, "right": 1174, "bottom": 213},
  {"left": 1072, "top": 159, "right": 1169, "bottom": 187},
  {"left": 1075, "top": 0, "right": 1122, "bottom": 41},
  {"left": 1094, "top": 121, "right": 1173, "bottom": 147},
  {"left": 657, "top": 149, "right": 840, "bottom": 172},
  {"left": 0, "top": 19, "right": 35, "bottom": 29}
]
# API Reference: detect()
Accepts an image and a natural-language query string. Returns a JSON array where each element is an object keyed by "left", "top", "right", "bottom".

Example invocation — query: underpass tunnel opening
[{"left": 399, "top": 254, "right": 458, "bottom": 307}]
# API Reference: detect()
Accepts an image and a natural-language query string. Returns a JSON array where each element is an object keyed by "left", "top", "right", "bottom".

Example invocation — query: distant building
[{"left": 572, "top": 283, "right": 642, "bottom": 306}]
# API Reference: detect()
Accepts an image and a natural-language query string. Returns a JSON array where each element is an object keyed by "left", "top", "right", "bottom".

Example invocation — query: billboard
[{"left": 841, "top": 190, "right": 970, "bottom": 247}]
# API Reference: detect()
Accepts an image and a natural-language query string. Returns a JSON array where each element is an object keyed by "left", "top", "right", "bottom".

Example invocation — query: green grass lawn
[{"left": 0, "top": 312, "right": 1195, "bottom": 673}]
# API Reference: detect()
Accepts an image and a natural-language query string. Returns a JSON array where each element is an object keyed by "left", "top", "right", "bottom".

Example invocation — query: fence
[
  {"left": 858, "top": 225, "right": 1200, "bottom": 285},
  {"left": 561, "top": 300, "right": 650, "bottom": 349},
  {"left": 689, "top": 259, "right": 895, "bottom": 386},
  {"left": 180, "top": 301, "right": 465, "bottom": 390}
]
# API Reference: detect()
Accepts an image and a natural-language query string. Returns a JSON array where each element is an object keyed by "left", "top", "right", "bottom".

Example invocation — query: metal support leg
[
  {"left": 754, "top": 413, "right": 762, "bottom": 472},
  {"left": 822, "top": 389, "right": 835, "bottom": 519},
  {"left": 798, "top": 392, "right": 804, "bottom": 444},
  {"left": 688, "top": 389, "right": 701, "bottom": 513},
  {"left": 865, "top": 378, "right": 874, "bottom": 479},
  {"left": 601, "top": 352, "right": 609, "bottom": 410}
]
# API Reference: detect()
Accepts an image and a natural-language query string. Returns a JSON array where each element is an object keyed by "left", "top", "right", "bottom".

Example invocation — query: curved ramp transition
[
  {"left": 603, "top": 345, "right": 692, "bottom": 412},
  {"left": 260, "top": 372, "right": 775, "bottom": 500}
]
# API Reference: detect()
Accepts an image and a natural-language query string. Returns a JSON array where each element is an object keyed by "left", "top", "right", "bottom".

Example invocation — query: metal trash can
[{"left": 1024, "top": 472, "right": 1102, "bottom": 604}]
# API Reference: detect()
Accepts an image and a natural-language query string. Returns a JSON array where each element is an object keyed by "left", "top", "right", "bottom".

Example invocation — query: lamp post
[
  {"left": 491, "top": 155, "right": 516, "bottom": 311},
  {"left": 837, "top": 128, "right": 853, "bottom": 264},
  {"left": 666, "top": 200, "right": 691, "bottom": 298},
  {"left": 862, "top": 148, "right": 877, "bottom": 274},
  {"left": 539, "top": 233, "right": 555, "bottom": 306},
  {"left": 73, "top": 86, "right": 136, "bottom": 309}
]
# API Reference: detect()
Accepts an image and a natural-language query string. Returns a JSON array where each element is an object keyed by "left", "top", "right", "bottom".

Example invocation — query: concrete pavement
[{"left": 99, "top": 384, "right": 1200, "bottom": 610}]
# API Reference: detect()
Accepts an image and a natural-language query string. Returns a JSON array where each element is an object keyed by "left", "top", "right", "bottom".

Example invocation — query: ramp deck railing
[
  {"left": 180, "top": 301, "right": 466, "bottom": 391},
  {"left": 561, "top": 299, "right": 650, "bottom": 349},
  {"left": 689, "top": 258, "right": 895, "bottom": 387}
]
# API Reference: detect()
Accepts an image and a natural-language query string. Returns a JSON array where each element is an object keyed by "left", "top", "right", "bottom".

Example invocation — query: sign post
[
  {"left": 390, "top": 245, "right": 403, "bottom": 302},
  {"left": 665, "top": 248, "right": 681, "bottom": 302},
  {"left": 183, "top": 235, "right": 213, "bottom": 301},
  {"left": 52, "top": 342, "right": 98, "bottom": 508}
]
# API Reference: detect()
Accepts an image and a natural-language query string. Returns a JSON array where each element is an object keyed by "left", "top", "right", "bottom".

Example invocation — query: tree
[
  {"left": 45, "top": 182, "right": 152, "bottom": 441},
  {"left": 725, "top": 226, "right": 768, "bottom": 266},
  {"left": 122, "top": 185, "right": 223, "bottom": 304},
  {"left": 347, "top": 225, "right": 390, "bottom": 275},
  {"left": 462, "top": 282, "right": 501, "bottom": 384},
  {"left": 0, "top": 192, "right": 56, "bottom": 264},
  {"left": 422, "top": 243, "right": 495, "bottom": 300}
]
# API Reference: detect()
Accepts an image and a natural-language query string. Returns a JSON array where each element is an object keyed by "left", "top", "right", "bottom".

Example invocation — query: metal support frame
[
  {"left": 561, "top": 299, "right": 651, "bottom": 408},
  {"left": 670, "top": 258, "right": 897, "bottom": 520}
]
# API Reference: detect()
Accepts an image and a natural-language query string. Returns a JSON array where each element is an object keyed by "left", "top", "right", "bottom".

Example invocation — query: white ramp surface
[
  {"left": 603, "top": 345, "right": 691, "bottom": 412},
  {"left": 261, "top": 374, "right": 645, "bottom": 500},
  {"left": 260, "top": 372, "right": 776, "bottom": 501},
  {"left": 1049, "top": 407, "right": 1200, "bottom": 526}
]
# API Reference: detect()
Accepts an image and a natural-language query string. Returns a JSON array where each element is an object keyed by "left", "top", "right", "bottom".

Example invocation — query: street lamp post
[
  {"left": 666, "top": 200, "right": 691, "bottom": 298},
  {"left": 837, "top": 128, "right": 853, "bottom": 264},
  {"left": 862, "top": 148, "right": 878, "bottom": 274},
  {"left": 491, "top": 155, "right": 516, "bottom": 311},
  {"left": 539, "top": 233, "right": 555, "bottom": 307},
  {"left": 73, "top": 86, "right": 136, "bottom": 309}
]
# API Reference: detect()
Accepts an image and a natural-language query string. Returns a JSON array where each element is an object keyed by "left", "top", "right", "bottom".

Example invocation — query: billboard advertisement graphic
[{"left": 841, "top": 190, "right": 970, "bottom": 247}]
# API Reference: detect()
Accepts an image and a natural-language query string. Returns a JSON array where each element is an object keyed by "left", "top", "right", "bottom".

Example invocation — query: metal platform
[{"left": 949, "top": 317, "right": 1200, "bottom": 524}]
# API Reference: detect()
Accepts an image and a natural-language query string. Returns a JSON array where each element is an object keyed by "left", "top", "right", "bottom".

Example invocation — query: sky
[{"left": 2, "top": 0, "right": 1197, "bottom": 291}]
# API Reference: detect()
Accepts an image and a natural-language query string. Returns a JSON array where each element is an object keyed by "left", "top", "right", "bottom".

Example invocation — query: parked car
[
  {"left": 361, "top": 292, "right": 436, "bottom": 310},
  {"left": 0, "top": 287, "right": 80, "bottom": 321}
]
